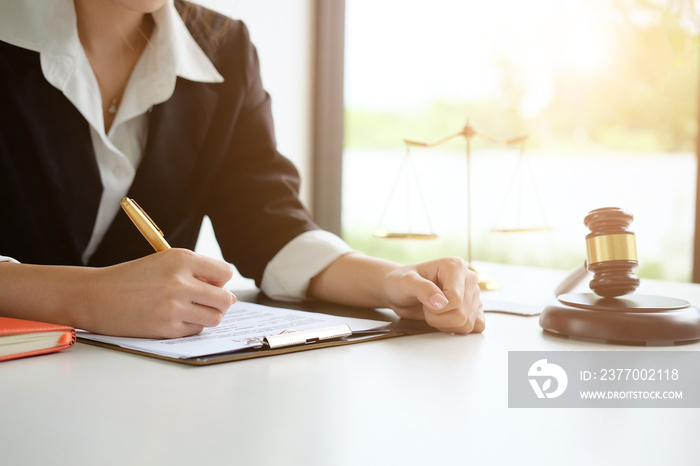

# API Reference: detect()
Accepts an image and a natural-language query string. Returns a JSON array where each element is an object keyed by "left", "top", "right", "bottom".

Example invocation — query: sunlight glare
[{"left": 562, "top": 24, "right": 611, "bottom": 74}]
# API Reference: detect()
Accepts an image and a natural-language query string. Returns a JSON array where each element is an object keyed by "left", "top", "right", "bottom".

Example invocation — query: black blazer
[{"left": 0, "top": 2, "right": 318, "bottom": 287}]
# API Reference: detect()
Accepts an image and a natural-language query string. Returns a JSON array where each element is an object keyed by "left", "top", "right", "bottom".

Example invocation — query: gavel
[
  {"left": 584, "top": 207, "right": 640, "bottom": 298},
  {"left": 540, "top": 206, "right": 700, "bottom": 344}
]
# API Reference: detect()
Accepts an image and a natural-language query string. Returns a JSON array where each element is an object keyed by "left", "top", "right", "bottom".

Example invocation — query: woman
[{"left": 0, "top": 0, "right": 484, "bottom": 338}]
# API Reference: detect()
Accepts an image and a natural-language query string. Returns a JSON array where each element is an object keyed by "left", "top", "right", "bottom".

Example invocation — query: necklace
[
  {"left": 91, "top": 15, "right": 154, "bottom": 125},
  {"left": 108, "top": 20, "right": 152, "bottom": 116}
]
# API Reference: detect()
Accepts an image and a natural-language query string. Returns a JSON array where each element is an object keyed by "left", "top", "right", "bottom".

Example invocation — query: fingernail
[{"left": 429, "top": 293, "right": 448, "bottom": 310}]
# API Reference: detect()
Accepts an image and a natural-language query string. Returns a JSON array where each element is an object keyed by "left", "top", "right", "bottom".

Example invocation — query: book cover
[{"left": 0, "top": 317, "right": 76, "bottom": 362}]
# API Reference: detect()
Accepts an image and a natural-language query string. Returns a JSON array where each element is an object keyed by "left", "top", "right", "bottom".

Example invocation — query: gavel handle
[{"left": 554, "top": 263, "right": 589, "bottom": 297}]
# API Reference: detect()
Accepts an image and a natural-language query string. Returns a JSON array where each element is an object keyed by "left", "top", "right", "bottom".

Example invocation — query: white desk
[{"left": 1, "top": 263, "right": 699, "bottom": 466}]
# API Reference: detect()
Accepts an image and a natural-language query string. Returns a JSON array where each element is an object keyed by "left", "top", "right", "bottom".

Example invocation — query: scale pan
[{"left": 373, "top": 230, "right": 438, "bottom": 240}]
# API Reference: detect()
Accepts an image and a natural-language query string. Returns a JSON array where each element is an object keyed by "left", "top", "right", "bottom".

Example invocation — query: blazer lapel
[{"left": 12, "top": 58, "right": 102, "bottom": 264}]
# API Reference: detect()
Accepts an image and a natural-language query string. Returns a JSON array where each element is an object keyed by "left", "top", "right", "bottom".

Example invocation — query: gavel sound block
[{"left": 540, "top": 207, "right": 700, "bottom": 344}]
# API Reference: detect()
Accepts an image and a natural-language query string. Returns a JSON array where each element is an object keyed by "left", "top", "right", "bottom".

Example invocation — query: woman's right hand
[{"left": 0, "top": 249, "right": 236, "bottom": 338}]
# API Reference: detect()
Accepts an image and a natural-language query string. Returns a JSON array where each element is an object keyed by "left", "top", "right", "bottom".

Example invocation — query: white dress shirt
[{"left": 0, "top": 0, "right": 352, "bottom": 301}]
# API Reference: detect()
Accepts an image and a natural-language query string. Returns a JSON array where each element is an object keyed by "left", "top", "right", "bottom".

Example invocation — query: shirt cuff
[
  {"left": 0, "top": 256, "right": 19, "bottom": 264},
  {"left": 260, "top": 230, "right": 354, "bottom": 302}
]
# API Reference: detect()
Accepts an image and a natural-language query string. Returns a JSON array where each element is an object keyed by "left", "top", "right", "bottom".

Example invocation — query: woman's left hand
[
  {"left": 382, "top": 256, "right": 485, "bottom": 334},
  {"left": 308, "top": 253, "right": 485, "bottom": 334}
]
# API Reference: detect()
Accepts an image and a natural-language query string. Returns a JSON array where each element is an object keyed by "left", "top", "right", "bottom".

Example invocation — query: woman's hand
[
  {"left": 0, "top": 249, "right": 236, "bottom": 338},
  {"left": 382, "top": 257, "right": 484, "bottom": 334},
  {"left": 82, "top": 249, "right": 236, "bottom": 338},
  {"left": 308, "top": 253, "right": 485, "bottom": 334}
]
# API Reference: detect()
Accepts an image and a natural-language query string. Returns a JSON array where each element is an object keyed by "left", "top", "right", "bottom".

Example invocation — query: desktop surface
[{"left": 1, "top": 263, "right": 698, "bottom": 466}]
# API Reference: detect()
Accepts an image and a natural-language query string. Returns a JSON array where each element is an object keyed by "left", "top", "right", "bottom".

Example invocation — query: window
[{"left": 342, "top": 0, "right": 698, "bottom": 281}]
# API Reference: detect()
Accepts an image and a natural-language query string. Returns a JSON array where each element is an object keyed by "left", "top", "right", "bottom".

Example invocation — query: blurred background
[
  {"left": 197, "top": 0, "right": 698, "bottom": 283},
  {"left": 342, "top": 0, "right": 698, "bottom": 282}
]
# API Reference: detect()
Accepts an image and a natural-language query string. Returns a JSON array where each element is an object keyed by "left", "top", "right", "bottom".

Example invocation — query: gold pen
[{"left": 120, "top": 197, "right": 171, "bottom": 252}]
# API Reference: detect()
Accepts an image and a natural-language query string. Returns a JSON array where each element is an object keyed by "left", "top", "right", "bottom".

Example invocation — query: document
[{"left": 77, "top": 301, "right": 391, "bottom": 360}]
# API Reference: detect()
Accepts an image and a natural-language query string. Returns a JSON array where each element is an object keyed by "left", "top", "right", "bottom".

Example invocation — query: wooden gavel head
[{"left": 584, "top": 207, "right": 640, "bottom": 298}]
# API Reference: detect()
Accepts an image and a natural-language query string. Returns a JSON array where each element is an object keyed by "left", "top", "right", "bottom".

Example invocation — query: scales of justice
[{"left": 373, "top": 119, "right": 551, "bottom": 290}]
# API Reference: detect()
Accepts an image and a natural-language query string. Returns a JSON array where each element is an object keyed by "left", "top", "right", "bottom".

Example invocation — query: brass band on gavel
[{"left": 586, "top": 233, "right": 637, "bottom": 265}]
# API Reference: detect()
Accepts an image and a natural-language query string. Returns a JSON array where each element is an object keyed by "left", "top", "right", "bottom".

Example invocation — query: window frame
[{"left": 311, "top": 0, "right": 345, "bottom": 236}]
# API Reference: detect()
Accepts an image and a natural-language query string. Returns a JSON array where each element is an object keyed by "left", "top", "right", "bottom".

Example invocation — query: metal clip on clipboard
[{"left": 255, "top": 325, "right": 353, "bottom": 349}]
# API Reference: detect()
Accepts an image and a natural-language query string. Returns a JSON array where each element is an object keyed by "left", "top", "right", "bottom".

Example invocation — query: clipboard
[{"left": 77, "top": 291, "right": 435, "bottom": 366}]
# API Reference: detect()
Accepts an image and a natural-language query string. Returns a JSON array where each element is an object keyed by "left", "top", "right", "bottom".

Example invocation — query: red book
[{"left": 0, "top": 317, "right": 76, "bottom": 362}]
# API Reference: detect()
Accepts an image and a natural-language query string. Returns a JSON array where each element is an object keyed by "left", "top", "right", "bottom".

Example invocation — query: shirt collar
[
  {"left": 0, "top": 0, "right": 224, "bottom": 138},
  {"left": 0, "top": 0, "right": 224, "bottom": 145},
  {"left": 153, "top": 4, "right": 224, "bottom": 84},
  {"left": 0, "top": 0, "right": 223, "bottom": 86},
  {"left": 110, "top": 2, "right": 223, "bottom": 130},
  {"left": 0, "top": 0, "right": 79, "bottom": 57}
]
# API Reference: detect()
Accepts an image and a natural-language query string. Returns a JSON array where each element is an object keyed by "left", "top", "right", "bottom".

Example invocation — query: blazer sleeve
[{"left": 199, "top": 20, "right": 320, "bottom": 286}]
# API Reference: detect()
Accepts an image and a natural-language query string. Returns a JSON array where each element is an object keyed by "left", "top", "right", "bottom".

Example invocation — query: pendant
[{"left": 108, "top": 97, "right": 117, "bottom": 114}]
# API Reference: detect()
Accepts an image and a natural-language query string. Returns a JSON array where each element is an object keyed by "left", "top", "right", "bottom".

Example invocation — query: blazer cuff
[{"left": 260, "top": 230, "right": 354, "bottom": 302}]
